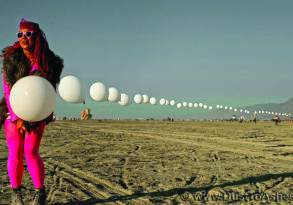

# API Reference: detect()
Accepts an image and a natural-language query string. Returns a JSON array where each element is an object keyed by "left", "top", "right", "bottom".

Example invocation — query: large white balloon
[
  {"left": 150, "top": 97, "right": 157, "bottom": 105},
  {"left": 199, "top": 103, "right": 203, "bottom": 108},
  {"left": 177, "top": 103, "right": 182, "bottom": 108},
  {"left": 108, "top": 87, "right": 120, "bottom": 102},
  {"left": 10, "top": 76, "right": 56, "bottom": 122},
  {"left": 142, "top": 94, "right": 149, "bottom": 103},
  {"left": 203, "top": 105, "right": 208, "bottom": 109},
  {"left": 183, "top": 102, "right": 187, "bottom": 107},
  {"left": 165, "top": 100, "right": 169, "bottom": 105},
  {"left": 134, "top": 94, "right": 143, "bottom": 104},
  {"left": 58, "top": 75, "right": 85, "bottom": 103},
  {"left": 188, "top": 103, "right": 193, "bottom": 108},
  {"left": 216, "top": 105, "right": 220, "bottom": 109},
  {"left": 159, "top": 98, "right": 166, "bottom": 105},
  {"left": 194, "top": 103, "right": 198, "bottom": 108},
  {"left": 209, "top": 106, "right": 213, "bottom": 110},
  {"left": 170, "top": 100, "right": 176, "bottom": 106},
  {"left": 90, "top": 82, "right": 107, "bottom": 102},
  {"left": 118, "top": 93, "right": 130, "bottom": 106}
]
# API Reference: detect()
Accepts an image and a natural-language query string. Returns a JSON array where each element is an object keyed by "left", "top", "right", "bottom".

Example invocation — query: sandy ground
[{"left": 0, "top": 120, "right": 292, "bottom": 204}]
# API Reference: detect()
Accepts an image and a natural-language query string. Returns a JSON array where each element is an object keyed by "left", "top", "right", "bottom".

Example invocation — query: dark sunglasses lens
[
  {"left": 26, "top": 31, "right": 33, "bottom": 37},
  {"left": 17, "top": 32, "right": 23, "bottom": 38}
]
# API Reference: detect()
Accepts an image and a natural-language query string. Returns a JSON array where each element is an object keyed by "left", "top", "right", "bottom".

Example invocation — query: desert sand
[{"left": 0, "top": 120, "right": 292, "bottom": 204}]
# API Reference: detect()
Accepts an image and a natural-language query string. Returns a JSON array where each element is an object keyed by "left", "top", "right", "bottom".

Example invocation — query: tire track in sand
[{"left": 45, "top": 158, "right": 151, "bottom": 204}]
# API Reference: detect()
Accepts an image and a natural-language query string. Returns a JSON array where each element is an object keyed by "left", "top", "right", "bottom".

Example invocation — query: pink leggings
[{"left": 4, "top": 119, "right": 46, "bottom": 189}]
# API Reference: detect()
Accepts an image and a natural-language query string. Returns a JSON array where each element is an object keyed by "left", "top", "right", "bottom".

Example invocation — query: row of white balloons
[
  {"left": 9, "top": 75, "right": 291, "bottom": 123},
  {"left": 57, "top": 75, "right": 292, "bottom": 117}
]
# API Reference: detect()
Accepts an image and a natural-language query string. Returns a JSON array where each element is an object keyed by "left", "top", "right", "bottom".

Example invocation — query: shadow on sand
[{"left": 60, "top": 172, "right": 293, "bottom": 205}]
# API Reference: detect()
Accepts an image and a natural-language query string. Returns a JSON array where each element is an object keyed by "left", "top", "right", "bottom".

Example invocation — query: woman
[{"left": 0, "top": 19, "right": 63, "bottom": 205}]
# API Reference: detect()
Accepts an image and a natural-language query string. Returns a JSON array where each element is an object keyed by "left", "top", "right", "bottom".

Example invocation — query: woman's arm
[{"left": 2, "top": 72, "right": 19, "bottom": 122}]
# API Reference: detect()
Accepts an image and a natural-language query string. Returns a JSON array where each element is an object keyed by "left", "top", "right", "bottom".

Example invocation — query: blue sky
[{"left": 1, "top": 0, "right": 293, "bottom": 117}]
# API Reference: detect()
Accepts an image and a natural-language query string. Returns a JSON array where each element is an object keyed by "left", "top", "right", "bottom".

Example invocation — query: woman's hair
[{"left": 3, "top": 18, "right": 50, "bottom": 74}]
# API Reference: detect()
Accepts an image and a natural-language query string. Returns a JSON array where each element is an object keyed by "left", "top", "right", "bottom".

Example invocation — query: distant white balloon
[
  {"left": 216, "top": 105, "right": 220, "bottom": 109},
  {"left": 220, "top": 105, "right": 223, "bottom": 109},
  {"left": 134, "top": 94, "right": 143, "bottom": 104},
  {"left": 142, "top": 94, "right": 149, "bottom": 103},
  {"left": 165, "top": 100, "right": 169, "bottom": 105},
  {"left": 234, "top": 108, "right": 238, "bottom": 112},
  {"left": 170, "top": 100, "right": 176, "bottom": 106},
  {"left": 240, "top": 109, "right": 243, "bottom": 113},
  {"left": 183, "top": 102, "right": 187, "bottom": 107},
  {"left": 118, "top": 93, "right": 130, "bottom": 106},
  {"left": 208, "top": 106, "right": 213, "bottom": 110},
  {"left": 224, "top": 106, "right": 228, "bottom": 110},
  {"left": 188, "top": 102, "right": 193, "bottom": 108},
  {"left": 108, "top": 87, "right": 120, "bottom": 102},
  {"left": 177, "top": 103, "right": 182, "bottom": 108},
  {"left": 150, "top": 97, "right": 157, "bottom": 105},
  {"left": 229, "top": 107, "right": 233, "bottom": 110},
  {"left": 90, "top": 82, "right": 107, "bottom": 102},
  {"left": 199, "top": 103, "right": 203, "bottom": 108},
  {"left": 10, "top": 76, "right": 56, "bottom": 122},
  {"left": 159, "top": 98, "right": 166, "bottom": 105},
  {"left": 58, "top": 75, "right": 85, "bottom": 103},
  {"left": 203, "top": 105, "right": 208, "bottom": 109},
  {"left": 194, "top": 103, "right": 198, "bottom": 108}
]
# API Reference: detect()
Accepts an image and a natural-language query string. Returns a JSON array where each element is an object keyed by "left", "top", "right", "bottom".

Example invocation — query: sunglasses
[{"left": 16, "top": 31, "right": 34, "bottom": 38}]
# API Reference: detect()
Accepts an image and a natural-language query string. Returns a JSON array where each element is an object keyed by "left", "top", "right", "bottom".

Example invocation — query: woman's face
[{"left": 17, "top": 28, "right": 35, "bottom": 51}]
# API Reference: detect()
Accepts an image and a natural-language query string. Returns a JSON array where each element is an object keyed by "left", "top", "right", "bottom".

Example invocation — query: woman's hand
[{"left": 16, "top": 119, "right": 26, "bottom": 135}]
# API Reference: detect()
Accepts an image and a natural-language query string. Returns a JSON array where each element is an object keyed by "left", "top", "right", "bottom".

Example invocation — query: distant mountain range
[
  {"left": 245, "top": 97, "right": 293, "bottom": 114},
  {"left": 205, "top": 98, "right": 293, "bottom": 120}
]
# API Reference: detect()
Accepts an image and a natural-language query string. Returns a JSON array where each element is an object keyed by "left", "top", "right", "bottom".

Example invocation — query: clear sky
[{"left": 1, "top": 0, "right": 293, "bottom": 117}]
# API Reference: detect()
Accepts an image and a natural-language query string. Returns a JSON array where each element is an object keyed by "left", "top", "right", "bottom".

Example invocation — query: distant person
[
  {"left": 273, "top": 115, "right": 281, "bottom": 125},
  {"left": 239, "top": 115, "right": 245, "bottom": 123},
  {"left": 253, "top": 113, "right": 257, "bottom": 123},
  {"left": 0, "top": 19, "right": 63, "bottom": 205}
]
